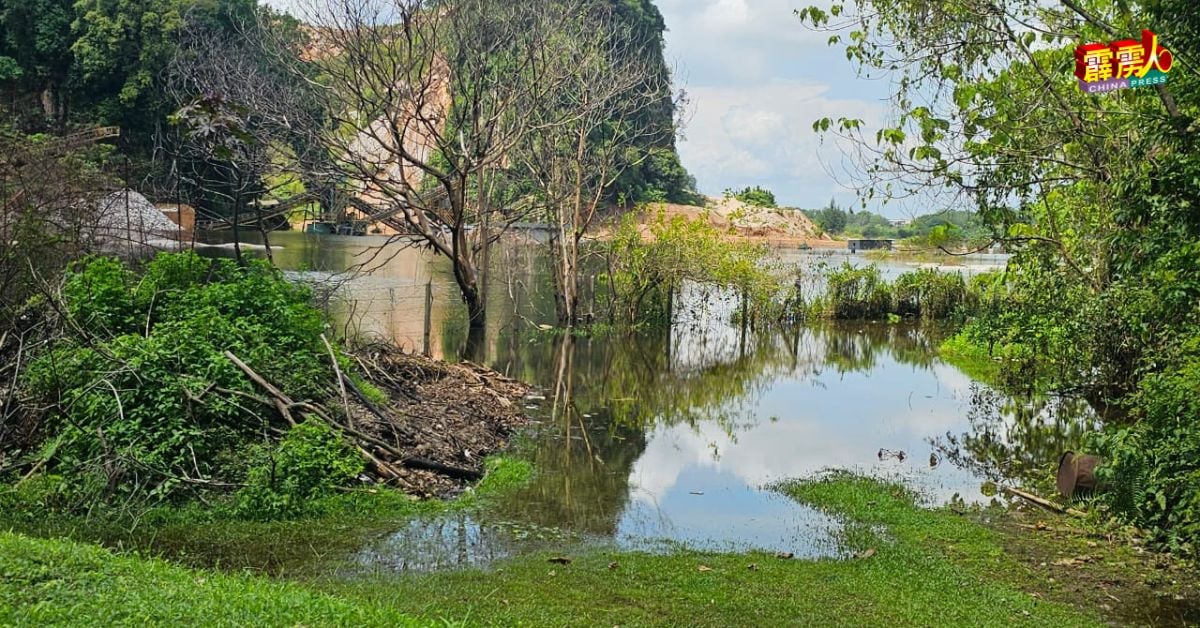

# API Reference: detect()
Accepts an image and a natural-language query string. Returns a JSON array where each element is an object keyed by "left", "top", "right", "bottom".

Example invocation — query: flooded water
[{"left": 202, "top": 231, "right": 1096, "bottom": 572}]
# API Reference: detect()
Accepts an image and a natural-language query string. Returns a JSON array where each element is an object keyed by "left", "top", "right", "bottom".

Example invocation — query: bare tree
[
  {"left": 515, "top": 6, "right": 674, "bottom": 327},
  {"left": 0, "top": 134, "right": 116, "bottom": 449},
  {"left": 285, "top": 0, "right": 592, "bottom": 335},
  {"left": 165, "top": 10, "right": 326, "bottom": 265}
]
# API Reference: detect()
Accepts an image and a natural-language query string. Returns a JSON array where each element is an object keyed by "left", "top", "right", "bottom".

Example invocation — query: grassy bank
[
  {"left": 0, "top": 532, "right": 434, "bottom": 627},
  {"left": 5, "top": 474, "right": 1195, "bottom": 626},
  {"left": 938, "top": 332, "right": 1005, "bottom": 386},
  {"left": 0, "top": 457, "right": 534, "bottom": 576}
]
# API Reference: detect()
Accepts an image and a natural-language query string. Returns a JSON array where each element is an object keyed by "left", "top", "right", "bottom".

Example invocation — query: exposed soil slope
[{"left": 632, "top": 197, "right": 842, "bottom": 248}]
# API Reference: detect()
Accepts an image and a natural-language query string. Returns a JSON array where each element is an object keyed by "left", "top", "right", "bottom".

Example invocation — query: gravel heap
[{"left": 94, "top": 190, "right": 182, "bottom": 250}]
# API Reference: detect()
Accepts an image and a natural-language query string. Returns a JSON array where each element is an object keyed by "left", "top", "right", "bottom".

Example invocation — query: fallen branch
[
  {"left": 322, "top": 334, "right": 354, "bottom": 430},
  {"left": 400, "top": 456, "right": 482, "bottom": 481},
  {"left": 224, "top": 351, "right": 296, "bottom": 426},
  {"left": 1002, "top": 486, "right": 1085, "bottom": 518},
  {"left": 1013, "top": 523, "right": 1095, "bottom": 536},
  {"left": 358, "top": 445, "right": 400, "bottom": 480},
  {"left": 328, "top": 415, "right": 482, "bottom": 482},
  {"left": 342, "top": 373, "right": 415, "bottom": 442},
  {"left": 225, "top": 350, "right": 482, "bottom": 483}
]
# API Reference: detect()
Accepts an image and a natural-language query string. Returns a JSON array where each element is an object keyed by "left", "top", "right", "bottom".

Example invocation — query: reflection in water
[
  {"left": 933, "top": 387, "right": 1099, "bottom": 483},
  {"left": 353, "top": 514, "right": 586, "bottom": 574},
  {"left": 203, "top": 233, "right": 1095, "bottom": 569}
]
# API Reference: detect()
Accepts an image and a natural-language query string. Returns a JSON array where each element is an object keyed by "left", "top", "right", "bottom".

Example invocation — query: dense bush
[
  {"left": 822, "top": 264, "right": 893, "bottom": 320},
  {"left": 944, "top": 243, "right": 1200, "bottom": 554},
  {"left": 893, "top": 268, "right": 967, "bottom": 320},
  {"left": 728, "top": 186, "right": 777, "bottom": 208},
  {"left": 234, "top": 419, "right": 363, "bottom": 520},
  {"left": 600, "top": 211, "right": 785, "bottom": 326},
  {"left": 19, "top": 252, "right": 342, "bottom": 509}
]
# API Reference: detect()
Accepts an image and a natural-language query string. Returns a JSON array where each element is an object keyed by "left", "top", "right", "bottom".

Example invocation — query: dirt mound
[
  {"left": 94, "top": 190, "right": 184, "bottom": 251},
  {"left": 706, "top": 196, "right": 822, "bottom": 238},
  {"left": 635, "top": 198, "right": 840, "bottom": 248}
]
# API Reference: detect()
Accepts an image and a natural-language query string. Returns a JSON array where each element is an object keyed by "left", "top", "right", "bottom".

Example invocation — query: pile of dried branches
[{"left": 226, "top": 340, "right": 530, "bottom": 497}]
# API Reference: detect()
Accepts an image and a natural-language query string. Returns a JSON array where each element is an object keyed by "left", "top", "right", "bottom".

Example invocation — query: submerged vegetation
[
  {"left": 802, "top": 263, "right": 974, "bottom": 322},
  {"left": 9, "top": 475, "right": 1180, "bottom": 627},
  {"left": 600, "top": 211, "right": 787, "bottom": 326}
]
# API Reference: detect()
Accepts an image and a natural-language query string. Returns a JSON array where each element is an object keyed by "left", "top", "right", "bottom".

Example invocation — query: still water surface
[{"left": 204, "top": 232, "right": 1094, "bottom": 572}]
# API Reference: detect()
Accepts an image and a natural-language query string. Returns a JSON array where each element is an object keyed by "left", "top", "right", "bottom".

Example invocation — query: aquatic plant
[
  {"left": 806, "top": 263, "right": 972, "bottom": 322},
  {"left": 598, "top": 210, "right": 788, "bottom": 327}
]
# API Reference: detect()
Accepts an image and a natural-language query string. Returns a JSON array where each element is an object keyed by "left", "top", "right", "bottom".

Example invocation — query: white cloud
[
  {"left": 655, "top": 0, "right": 892, "bottom": 207},
  {"left": 678, "top": 80, "right": 884, "bottom": 203}
]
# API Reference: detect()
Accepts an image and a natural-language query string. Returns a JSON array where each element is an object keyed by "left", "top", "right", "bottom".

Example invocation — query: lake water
[{"left": 202, "top": 231, "right": 1095, "bottom": 573}]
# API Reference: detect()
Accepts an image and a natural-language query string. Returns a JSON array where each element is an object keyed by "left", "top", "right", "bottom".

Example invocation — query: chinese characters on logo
[{"left": 1075, "top": 30, "right": 1173, "bottom": 93}]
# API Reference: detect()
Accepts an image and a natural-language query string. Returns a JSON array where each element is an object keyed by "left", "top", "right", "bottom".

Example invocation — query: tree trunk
[
  {"left": 464, "top": 287, "right": 486, "bottom": 331},
  {"left": 553, "top": 237, "right": 579, "bottom": 327},
  {"left": 449, "top": 185, "right": 487, "bottom": 340},
  {"left": 232, "top": 172, "right": 245, "bottom": 267},
  {"left": 462, "top": 280, "right": 487, "bottom": 362}
]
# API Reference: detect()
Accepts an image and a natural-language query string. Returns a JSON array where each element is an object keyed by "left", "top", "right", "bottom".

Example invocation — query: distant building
[
  {"left": 888, "top": 218, "right": 912, "bottom": 227},
  {"left": 848, "top": 239, "right": 894, "bottom": 253}
]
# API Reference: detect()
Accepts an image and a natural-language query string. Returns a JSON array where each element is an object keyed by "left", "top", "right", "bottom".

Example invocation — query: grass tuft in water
[{"left": 0, "top": 455, "right": 536, "bottom": 577}]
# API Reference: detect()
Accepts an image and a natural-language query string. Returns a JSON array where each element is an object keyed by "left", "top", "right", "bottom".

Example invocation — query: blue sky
[
  {"left": 265, "top": 0, "right": 901, "bottom": 214},
  {"left": 656, "top": 0, "right": 895, "bottom": 211}
]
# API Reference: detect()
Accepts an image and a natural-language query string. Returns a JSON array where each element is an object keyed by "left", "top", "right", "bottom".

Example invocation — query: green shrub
[
  {"left": 727, "top": 186, "right": 777, "bottom": 208},
  {"left": 1090, "top": 333, "right": 1200, "bottom": 557},
  {"left": 351, "top": 377, "right": 389, "bottom": 406},
  {"left": 818, "top": 263, "right": 892, "bottom": 319},
  {"left": 600, "top": 210, "right": 786, "bottom": 326},
  {"left": 234, "top": 420, "right": 364, "bottom": 520},
  {"left": 20, "top": 252, "right": 339, "bottom": 509}
]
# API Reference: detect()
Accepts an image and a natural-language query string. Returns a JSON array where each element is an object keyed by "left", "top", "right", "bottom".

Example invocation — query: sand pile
[{"left": 94, "top": 190, "right": 182, "bottom": 251}]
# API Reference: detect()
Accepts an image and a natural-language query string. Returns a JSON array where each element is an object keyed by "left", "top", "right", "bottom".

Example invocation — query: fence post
[{"left": 423, "top": 280, "right": 433, "bottom": 357}]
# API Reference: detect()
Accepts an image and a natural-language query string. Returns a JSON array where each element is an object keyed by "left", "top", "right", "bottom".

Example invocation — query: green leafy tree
[
  {"left": 603, "top": 0, "right": 697, "bottom": 205},
  {"left": 809, "top": 199, "right": 848, "bottom": 235},
  {"left": 800, "top": 0, "right": 1200, "bottom": 551},
  {"left": 70, "top": 0, "right": 183, "bottom": 149},
  {"left": 729, "top": 185, "right": 778, "bottom": 208},
  {"left": 0, "top": 0, "right": 75, "bottom": 126}
]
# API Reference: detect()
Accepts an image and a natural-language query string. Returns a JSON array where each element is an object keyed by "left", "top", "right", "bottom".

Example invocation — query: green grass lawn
[
  {"left": 0, "top": 532, "right": 435, "bottom": 627},
  {"left": 5, "top": 473, "right": 1194, "bottom": 627}
]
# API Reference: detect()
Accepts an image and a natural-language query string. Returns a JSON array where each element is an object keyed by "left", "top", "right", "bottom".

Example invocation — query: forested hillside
[{"left": 0, "top": 0, "right": 695, "bottom": 211}]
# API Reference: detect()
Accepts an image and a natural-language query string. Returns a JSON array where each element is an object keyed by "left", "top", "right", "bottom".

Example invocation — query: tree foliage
[
  {"left": 601, "top": 210, "right": 785, "bottom": 326},
  {"left": 800, "top": 0, "right": 1200, "bottom": 551},
  {"left": 0, "top": 0, "right": 298, "bottom": 193},
  {"left": 728, "top": 186, "right": 777, "bottom": 208}
]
